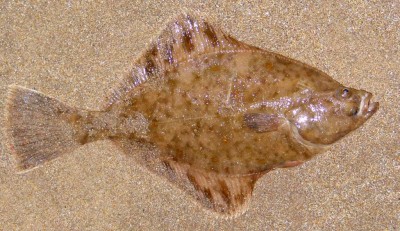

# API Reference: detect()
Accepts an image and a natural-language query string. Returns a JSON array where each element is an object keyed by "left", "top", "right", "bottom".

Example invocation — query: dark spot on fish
[
  {"left": 78, "top": 132, "right": 89, "bottom": 145},
  {"left": 211, "top": 155, "right": 219, "bottom": 164},
  {"left": 283, "top": 71, "right": 290, "bottom": 79},
  {"left": 264, "top": 62, "right": 274, "bottom": 71},
  {"left": 203, "top": 22, "right": 219, "bottom": 47},
  {"left": 149, "top": 46, "right": 158, "bottom": 57},
  {"left": 127, "top": 133, "right": 139, "bottom": 141},
  {"left": 185, "top": 97, "right": 193, "bottom": 108},
  {"left": 219, "top": 180, "right": 231, "bottom": 205},
  {"left": 192, "top": 73, "right": 201, "bottom": 82},
  {"left": 276, "top": 55, "right": 291, "bottom": 66},
  {"left": 247, "top": 177, "right": 256, "bottom": 189},
  {"left": 67, "top": 113, "right": 82, "bottom": 123},
  {"left": 234, "top": 193, "right": 245, "bottom": 205},
  {"left": 120, "top": 111, "right": 129, "bottom": 119},
  {"left": 223, "top": 166, "right": 230, "bottom": 174},
  {"left": 306, "top": 69, "right": 316, "bottom": 77},
  {"left": 209, "top": 65, "right": 221, "bottom": 72},
  {"left": 203, "top": 188, "right": 213, "bottom": 200},
  {"left": 187, "top": 172, "right": 201, "bottom": 190},
  {"left": 172, "top": 145, "right": 184, "bottom": 159},
  {"left": 144, "top": 58, "right": 156, "bottom": 75},
  {"left": 182, "top": 30, "right": 194, "bottom": 53},
  {"left": 167, "top": 78, "right": 177, "bottom": 90},
  {"left": 163, "top": 108, "right": 173, "bottom": 118}
]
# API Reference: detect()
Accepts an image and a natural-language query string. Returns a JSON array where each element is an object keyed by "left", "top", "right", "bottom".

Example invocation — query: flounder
[{"left": 5, "top": 13, "right": 379, "bottom": 217}]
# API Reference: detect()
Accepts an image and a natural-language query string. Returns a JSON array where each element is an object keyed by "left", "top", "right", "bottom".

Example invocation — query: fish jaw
[{"left": 357, "top": 92, "right": 379, "bottom": 119}]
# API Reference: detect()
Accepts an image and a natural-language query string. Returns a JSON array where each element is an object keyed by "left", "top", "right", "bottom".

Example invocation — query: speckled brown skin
[
  {"left": 110, "top": 51, "right": 335, "bottom": 175},
  {"left": 5, "top": 14, "right": 378, "bottom": 216}
]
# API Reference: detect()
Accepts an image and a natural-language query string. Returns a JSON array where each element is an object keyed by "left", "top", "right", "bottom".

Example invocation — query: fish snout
[{"left": 358, "top": 92, "right": 379, "bottom": 117}]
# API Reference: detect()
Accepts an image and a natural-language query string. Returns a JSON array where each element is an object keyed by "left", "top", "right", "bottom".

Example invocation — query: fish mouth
[{"left": 357, "top": 92, "right": 379, "bottom": 117}]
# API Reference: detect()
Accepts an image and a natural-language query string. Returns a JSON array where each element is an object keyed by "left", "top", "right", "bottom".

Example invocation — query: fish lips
[{"left": 358, "top": 92, "right": 379, "bottom": 118}]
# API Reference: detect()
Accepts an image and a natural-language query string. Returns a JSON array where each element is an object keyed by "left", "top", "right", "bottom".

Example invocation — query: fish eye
[
  {"left": 349, "top": 107, "right": 359, "bottom": 116},
  {"left": 341, "top": 88, "right": 350, "bottom": 98}
]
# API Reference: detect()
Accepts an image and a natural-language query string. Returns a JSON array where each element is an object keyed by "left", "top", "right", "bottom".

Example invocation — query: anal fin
[
  {"left": 163, "top": 160, "right": 262, "bottom": 217},
  {"left": 113, "top": 139, "right": 263, "bottom": 217}
]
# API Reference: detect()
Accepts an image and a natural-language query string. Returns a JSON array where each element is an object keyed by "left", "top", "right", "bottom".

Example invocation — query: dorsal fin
[{"left": 105, "top": 13, "right": 259, "bottom": 106}]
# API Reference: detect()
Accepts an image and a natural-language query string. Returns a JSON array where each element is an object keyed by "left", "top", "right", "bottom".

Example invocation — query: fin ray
[
  {"left": 4, "top": 86, "right": 83, "bottom": 172},
  {"left": 114, "top": 139, "right": 262, "bottom": 217},
  {"left": 105, "top": 13, "right": 259, "bottom": 106}
]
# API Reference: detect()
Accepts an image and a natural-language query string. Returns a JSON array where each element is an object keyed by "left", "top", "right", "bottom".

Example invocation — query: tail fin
[{"left": 4, "top": 85, "right": 83, "bottom": 172}]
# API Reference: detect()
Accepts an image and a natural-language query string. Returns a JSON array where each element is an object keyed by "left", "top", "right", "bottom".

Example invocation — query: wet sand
[{"left": 0, "top": 1, "right": 399, "bottom": 230}]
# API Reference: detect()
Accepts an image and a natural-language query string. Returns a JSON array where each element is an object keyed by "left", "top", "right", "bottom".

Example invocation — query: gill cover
[{"left": 287, "top": 87, "right": 379, "bottom": 145}]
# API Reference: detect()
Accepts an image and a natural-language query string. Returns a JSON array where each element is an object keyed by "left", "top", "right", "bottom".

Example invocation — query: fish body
[
  {"left": 5, "top": 14, "right": 378, "bottom": 216},
  {"left": 111, "top": 51, "right": 336, "bottom": 175}
]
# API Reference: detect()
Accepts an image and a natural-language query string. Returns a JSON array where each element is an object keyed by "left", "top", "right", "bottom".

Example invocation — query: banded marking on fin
[
  {"left": 112, "top": 139, "right": 263, "bottom": 217},
  {"left": 161, "top": 159, "right": 262, "bottom": 217},
  {"left": 105, "top": 13, "right": 259, "bottom": 106}
]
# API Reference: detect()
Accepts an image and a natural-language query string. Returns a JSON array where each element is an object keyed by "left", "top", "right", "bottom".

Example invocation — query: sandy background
[{"left": 0, "top": 1, "right": 399, "bottom": 230}]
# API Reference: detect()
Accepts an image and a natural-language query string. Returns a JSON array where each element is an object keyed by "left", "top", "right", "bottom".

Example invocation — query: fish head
[{"left": 287, "top": 87, "right": 379, "bottom": 145}]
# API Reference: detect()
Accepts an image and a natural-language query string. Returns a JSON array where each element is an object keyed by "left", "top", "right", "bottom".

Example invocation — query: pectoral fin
[{"left": 244, "top": 113, "right": 283, "bottom": 132}]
